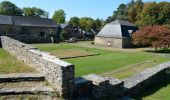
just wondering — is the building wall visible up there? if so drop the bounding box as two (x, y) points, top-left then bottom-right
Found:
(0, 25), (58, 43)
(0, 25), (21, 35)
(122, 38), (131, 48)
(95, 36), (131, 48)
(95, 36), (123, 48)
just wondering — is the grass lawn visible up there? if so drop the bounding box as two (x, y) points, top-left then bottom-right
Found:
(134, 79), (170, 100)
(32, 43), (170, 77)
(0, 48), (35, 74)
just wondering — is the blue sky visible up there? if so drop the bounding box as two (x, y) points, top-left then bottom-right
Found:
(0, 0), (170, 20)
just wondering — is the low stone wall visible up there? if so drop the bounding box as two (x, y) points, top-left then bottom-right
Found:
(75, 74), (124, 99)
(0, 36), (74, 98)
(123, 62), (170, 96)
(1, 36), (170, 99)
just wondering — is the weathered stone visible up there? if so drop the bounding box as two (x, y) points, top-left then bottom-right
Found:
(0, 36), (75, 98)
(0, 86), (54, 95)
(82, 74), (124, 99)
(123, 62), (170, 96)
(75, 77), (92, 97)
(0, 73), (45, 83)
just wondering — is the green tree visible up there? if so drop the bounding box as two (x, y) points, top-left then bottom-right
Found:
(52, 9), (66, 25)
(0, 1), (23, 16)
(105, 16), (115, 23)
(69, 16), (80, 27)
(128, 0), (144, 23)
(137, 2), (160, 26)
(79, 17), (95, 31)
(157, 2), (170, 25)
(23, 7), (48, 18)
(95, 18), (102, 30)
(113, 3), (128, 20)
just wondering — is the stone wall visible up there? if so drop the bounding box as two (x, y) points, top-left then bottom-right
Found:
(0, 36), (74, 98)
(94, 36), (131, 48)
(1, 36), (170, 99)
(75, 74), (124, 99)
(123, 62), (170, 96)
(95, 37), (122, 48)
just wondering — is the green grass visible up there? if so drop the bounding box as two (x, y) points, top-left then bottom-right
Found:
(104, 57), (170, 79)
(134, 79), (170, 100)
(0, 48), (35, 74)
(32, 43), (170, 77)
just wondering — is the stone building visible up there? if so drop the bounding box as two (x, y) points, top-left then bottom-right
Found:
(0, 15), (58, 43)
(95, 20), (138, 48)
(60, 24), (83, 40)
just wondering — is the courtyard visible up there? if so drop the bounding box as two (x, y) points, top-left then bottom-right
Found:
(0, 48), (35, 74)
(32, 42), (170, 78)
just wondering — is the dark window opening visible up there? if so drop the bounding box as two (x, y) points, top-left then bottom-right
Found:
(40, 32), (45, 37)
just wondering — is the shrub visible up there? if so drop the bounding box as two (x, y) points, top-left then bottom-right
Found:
(132, 25), (170, 51)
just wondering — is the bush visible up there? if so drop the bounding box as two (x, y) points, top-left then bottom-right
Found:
(132, 25), (170, 51)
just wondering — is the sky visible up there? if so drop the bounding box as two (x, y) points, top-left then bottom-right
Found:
(0, 0), (170, 20)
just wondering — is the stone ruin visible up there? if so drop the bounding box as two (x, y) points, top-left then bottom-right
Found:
(0, 36), (170, 99)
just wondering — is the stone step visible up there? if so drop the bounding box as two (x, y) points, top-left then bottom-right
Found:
(0, 81), (54, 95)
(0, 86), (54, 95)
(0, 73), (45, 83)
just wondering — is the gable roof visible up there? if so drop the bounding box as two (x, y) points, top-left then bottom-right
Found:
(96, 20), (138, 38)
(0, 15), (13, 25)
(109, 20), (136, 26)
(0, 15), (58, 28)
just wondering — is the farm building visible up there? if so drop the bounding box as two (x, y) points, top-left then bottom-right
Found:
(0, 15), (58, 43)
(95, 20), (138, 48)
(59, 24), (85, 40)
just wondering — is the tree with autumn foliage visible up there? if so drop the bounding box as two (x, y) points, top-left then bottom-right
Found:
(132, 25), (170, 51)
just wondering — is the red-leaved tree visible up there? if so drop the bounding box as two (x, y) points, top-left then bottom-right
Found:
(132, 25), (170, 51)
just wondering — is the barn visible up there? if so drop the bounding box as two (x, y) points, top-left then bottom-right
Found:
(0, 15), (58, 43)
(95, 20), (138, 48)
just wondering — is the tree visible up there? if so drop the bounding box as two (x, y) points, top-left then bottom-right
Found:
(128, 0), (144, 23)
(69, 17), (80, 27)
(79, 17), (95, 31)
(95, 18), (102, 30)
(132, 25), (170, 51)
(113, 3), (128, 20)
(137, 2), (160, 26)
(157, 2), (170, 25)
(105, 16), (115, 23)
(52, 9), (66, 25)
(23, 7), (48, 18)
(0, 1), (23, 16)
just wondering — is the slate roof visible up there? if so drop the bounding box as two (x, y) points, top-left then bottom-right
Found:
(0, 15), (13, 25)
(0, 15), (57, 28)
(96, 20), (138, 38)
(109, 20), (136, 26)
(60, 24), (69, 28)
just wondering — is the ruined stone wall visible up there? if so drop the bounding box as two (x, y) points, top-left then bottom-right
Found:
(0, 36), (74, 98)
(1, 36), (170, 99)
(123, 62), (170, 96)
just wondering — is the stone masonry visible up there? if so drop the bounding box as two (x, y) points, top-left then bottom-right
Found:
(1, 36), (170, 99)
(0, 36), (74, 98)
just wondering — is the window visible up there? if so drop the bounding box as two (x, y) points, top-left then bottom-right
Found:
(40, 32), (45, 37)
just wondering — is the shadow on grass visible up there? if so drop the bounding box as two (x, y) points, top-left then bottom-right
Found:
(146, 49), (170, 54)
(132, 79), (170, 100)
